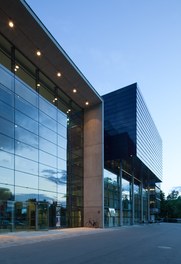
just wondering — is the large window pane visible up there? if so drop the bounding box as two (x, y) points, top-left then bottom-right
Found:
(58, 135), (67, 149)
(15, 78), (38, 107)
(58, 183), (66, 196)
(58, 146), (66, 160)
(15, 126), (38, 148)
(15, 171), (38, 189)
(39, 124), (57, 144)
(0, 116), (14, 138)
(15, 156), (38, 175)
(58, 111), (67, 127)
(15, 95), (38, 121)
(39, 110), (56, 132)
(39, 176), (57, 193)
(39, 137), (57, 156)
(15, 141), (38, 162)
(0, 151), (14, 169)
(0, 167), (14, 185)
(58, 158), (66, 171)
(39, 163), (58, 178)
(39, 96), (57, 120)
(39, 150), (57, 168)
(0, 84), (14, 107)
(0, 133), (14, 154)
(58, 123), (66, 138)
(0, 99), (14, 122)
(15, 110), (38, 135)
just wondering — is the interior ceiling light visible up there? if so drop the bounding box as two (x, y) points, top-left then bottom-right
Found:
(37, 83), (40, 87)
(85, 101), (89, 106)
(57, 72), (61, 77)
(73, 89), (77, 93)
(36, 50), (41, 56)
(9, 20), (14, 28)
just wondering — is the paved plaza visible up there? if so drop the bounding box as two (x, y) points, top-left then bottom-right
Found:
(0, 223), (181, 264)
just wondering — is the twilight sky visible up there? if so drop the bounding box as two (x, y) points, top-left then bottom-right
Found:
(26, 0), (181, 195)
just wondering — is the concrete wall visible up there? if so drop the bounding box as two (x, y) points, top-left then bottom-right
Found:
(84, 102), (104, 228)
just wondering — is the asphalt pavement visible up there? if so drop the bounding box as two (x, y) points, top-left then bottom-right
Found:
(0, 223), (181, 264)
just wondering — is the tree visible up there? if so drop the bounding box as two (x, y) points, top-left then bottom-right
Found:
(167, 190), (179, 200)
(159, 190), (181, 220)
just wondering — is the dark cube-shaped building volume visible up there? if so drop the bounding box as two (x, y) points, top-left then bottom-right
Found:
(0, 0), (162, 232)
(103, 83), (162, 226)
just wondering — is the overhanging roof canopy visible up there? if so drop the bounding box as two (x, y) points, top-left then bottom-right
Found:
(0, 0), (102, 109)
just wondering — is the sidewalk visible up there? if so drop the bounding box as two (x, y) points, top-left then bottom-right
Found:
(0, 228), (110, 248)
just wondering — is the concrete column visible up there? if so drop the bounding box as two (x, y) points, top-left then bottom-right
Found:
(119, 161), (123, 226)
(84, 103), (104, 228)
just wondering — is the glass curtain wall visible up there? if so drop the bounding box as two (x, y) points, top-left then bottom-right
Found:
(104, 169), (119, 227)
(104, 161), (144, 226)
(0, 34), (83, 232)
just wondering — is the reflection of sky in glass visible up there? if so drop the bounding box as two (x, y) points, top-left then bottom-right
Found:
(15, 171), (38, 189)
(0, 65), (68, 206)
(122, 178), (130, 197)
(39, 96), (56, 119)
(39, 110), (56, 131)
(15, 141), (38, 161)
(15, 110), (38, 135)
(0, 167), (14, 185)
(39, 176), (57, 192)
(0, 116), (14, 138)
(0, 133), (14, 153)
(0, 151), (14, 169)
(15, 78), (38, 107)
(15, 125), (38, 148)
(15, 156), (38, 175)
(0, 100), (14, 122)
(104, 169), (117, 185)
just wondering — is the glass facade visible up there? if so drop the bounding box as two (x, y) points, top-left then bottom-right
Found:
(0, 33), (84, 231)
(104, 169), (119, 227)
(137, 88), (162, 181)
(103, 83), (162, 226)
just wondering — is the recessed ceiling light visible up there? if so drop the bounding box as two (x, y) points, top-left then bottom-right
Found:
(57, 72), (61, 77)
(73, 89), (77, 93)
(85, 101), (89, 106)
(37, 83), (40, 87)
(9, 20), (14, 28)
(36, 50), (41, 56)
(14, 65), (19, 72)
